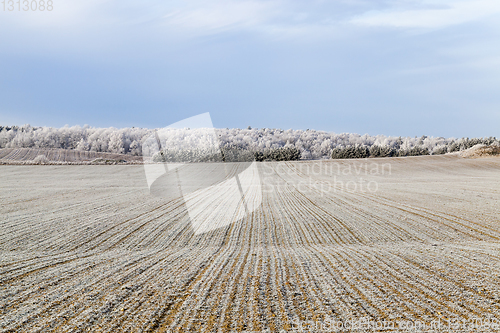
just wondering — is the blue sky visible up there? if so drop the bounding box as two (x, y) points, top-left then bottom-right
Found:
(1, 0), (499, 137)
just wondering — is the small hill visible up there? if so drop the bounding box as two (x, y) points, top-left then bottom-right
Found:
(460, 144), (500, 158)
(0, 148), (143, 165)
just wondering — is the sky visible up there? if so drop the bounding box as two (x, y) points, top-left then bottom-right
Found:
(0, 0), (499, 138)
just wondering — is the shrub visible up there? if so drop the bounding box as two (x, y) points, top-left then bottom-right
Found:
(369, 145), (397, 157)
(331, 145), (369, 159)
(398, 147), (430, 157)
(33, 155), (49, 165)
(433, 146), (448, 155)
(221, 147), (254, 162)
(331, 145), (430, 159)
(152, 148), (223, 163)
(254, 147), (301, 162)
(90, 158), (121, 165)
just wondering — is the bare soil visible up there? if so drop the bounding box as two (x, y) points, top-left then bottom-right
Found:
(1, 155), (500, 332)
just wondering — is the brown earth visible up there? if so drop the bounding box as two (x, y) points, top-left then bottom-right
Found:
(1, 155), (500, 332)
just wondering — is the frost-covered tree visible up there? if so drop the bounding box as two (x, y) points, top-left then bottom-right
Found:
(1, 124), (498, 160)
(108, 131), (125, 154)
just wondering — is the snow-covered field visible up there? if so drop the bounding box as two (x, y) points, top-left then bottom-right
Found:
(0, 148), (142, 165)
(1, 155), (500, 332)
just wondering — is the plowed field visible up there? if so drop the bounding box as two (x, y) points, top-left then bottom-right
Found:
(1, 155), (500, 332)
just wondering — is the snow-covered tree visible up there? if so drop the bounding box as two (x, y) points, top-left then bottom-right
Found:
(0, 123), (497, 160)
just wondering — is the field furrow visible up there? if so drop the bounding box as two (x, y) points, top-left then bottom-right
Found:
(1, 155), (500, 332)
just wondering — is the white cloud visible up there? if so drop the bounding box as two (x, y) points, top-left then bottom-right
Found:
(2, 0), (500, 40)
(350, 0), (500, 29)
(161, 0), (278, 33)
(0, 0), (291, 37)
(157, 0), (351, 39)
(0, 0), (109, 28)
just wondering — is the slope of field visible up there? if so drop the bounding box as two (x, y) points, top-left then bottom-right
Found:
(0, 148), (143, 164)
(460, 144), (500, 158)
(1, 155), (500, 332)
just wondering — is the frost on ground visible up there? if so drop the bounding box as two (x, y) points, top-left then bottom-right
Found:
(1, 155), (500, 332)
(0, 148), (143, 165)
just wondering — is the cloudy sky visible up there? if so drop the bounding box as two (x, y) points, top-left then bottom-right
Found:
(1, 0), (499, 137)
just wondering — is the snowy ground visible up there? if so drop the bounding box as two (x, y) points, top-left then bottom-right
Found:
(1, 155), (500, 332)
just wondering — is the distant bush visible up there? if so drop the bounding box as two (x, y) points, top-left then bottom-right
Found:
(90, 158), (126, 165)
(331, 145), (370, 159)
(368, 145), (397, 158)
(254, 147), (301, 162)
(151, 149), (223, 163)
(331, 145), (430, 159)
(33, 155), (49, 165)
(432, 146), (448, 155)
(221, 147), (255, 162)
(218, 143), (255, 162)
(330, 136), (500, 160)
(398, 147), (430, 157)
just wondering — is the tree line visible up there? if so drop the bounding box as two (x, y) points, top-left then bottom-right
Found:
(1, 125), (497, 161)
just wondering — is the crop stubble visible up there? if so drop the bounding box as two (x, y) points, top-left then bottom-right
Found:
(1, 155), (500, 332)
